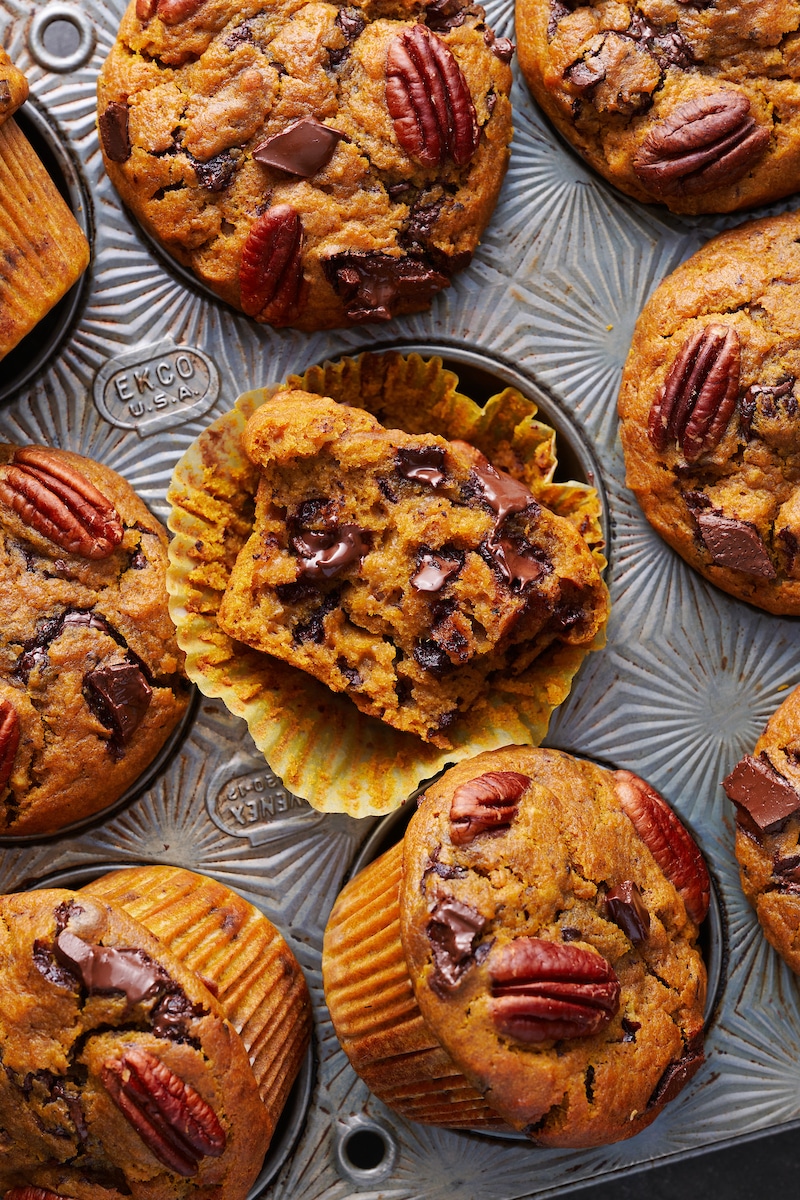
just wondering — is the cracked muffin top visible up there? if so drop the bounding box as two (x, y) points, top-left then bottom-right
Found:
(96, 0), (513, 330)
(216, 392), (608, 747)
(399, 747), (709, 1146)
(0, 888), (269, 1198)
(724, 684), (800, 973)
(0, 443), (189, 837)
(516, 0), (800, 214)
(618, 211), (800, 615)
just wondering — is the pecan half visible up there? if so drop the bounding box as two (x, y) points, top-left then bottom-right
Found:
(239, 205), (304, 323)
(0, 447), (123, 560)
(633, 91), (770, 197)
(0, 698), (19, 791)
(102, 1046), (225, 1177)
(386, 25), (479, 168)
(490, 938), (620, 1043)
(449, 770), (530, 845)
(156, 0), (205, 23)
(647, 325), (739, 460)
(613, 770), (710, 924)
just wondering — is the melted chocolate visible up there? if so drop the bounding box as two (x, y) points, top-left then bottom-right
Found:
(292, 525), (369, 580)
(323, 251), (449, 322)
(13, 610), (115, 682)
(412, 552), (462, 593)
(254, 117), (345, 177)
(605, 881), (650, 944)
(83, 661), (153, 746)
(696, 512), (776, 578)
(471, 460), (536, 525)
(485, 535), (548, 590)
(427, 896), (486, 995)
(396, 445), (447, 488)
(723, 754), (800, 831)
(99, 101), (131, 163)
(193, 150), (237, 192)
(54, 931), (169, 1004)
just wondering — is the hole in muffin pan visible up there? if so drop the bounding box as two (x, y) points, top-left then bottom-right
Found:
(0, 97), (92, 405)
(351, 779), (727, 1033)
(23, 860), (316, 1199)
(335, 1115), (398, 1184)
(28, 3), (96, 73)
(0, 687), (200, 847)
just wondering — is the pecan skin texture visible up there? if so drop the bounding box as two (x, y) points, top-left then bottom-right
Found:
(239, 205), (305, 324)
(0, 697), (19, 791)
(449, 770), (530, 844)
(139, 0), (205, 22)
(648, 324), (739, 461)
(613, 769), (710, 924)
(633, 92), (770, 197)
(490, 938), (620, 1043)
(101, 1046), (226, 1177)
(0, 447), (123, 560)
(386, 25), (479, 168)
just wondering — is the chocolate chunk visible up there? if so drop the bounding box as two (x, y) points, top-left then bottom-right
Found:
(84, 661), (153, 745)
(151, 989), (206, 1040)
(621, 1016), (641, 1042)
(484, 535), (549, 590)
(401, 198), (444, 255)
(566, 53), (606, 92)
(739, 379), (796, 439)
(626, 12), (693, 69)
(292, 525), (369, 579)
(605, 880), (650, 944)
(412, 551), (462, 592)
(487, 34), (515, 62)
(324, 252), (449, 322)
(337, 659), (362, 687)
(293, 590), (340, 644)
(253, 117), (345, 178)
(723, 754), (800, 831)
(773, 852), (800, 883)
(647, 1034), (704, 1108)
(413, 639), (454, 676)
(193, 151), (237, 192)
(561, 927), (582, 941)
(471, 460), (537, 524)
(425, 0), (467, 31)
(427, 896), (486, 994)
(396, 445), (447, 487)
(336, 8), (366, 39)
(99, 101), (132, 164)
(696, 512), (776, 578)
(54, 930), (170, 1003)
(13, 609), (115, 683)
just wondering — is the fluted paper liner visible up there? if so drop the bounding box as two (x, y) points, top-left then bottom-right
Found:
(167, 351), (608, 816)
(322, 842), (508, 1130)
(0, 118), (89, 359)
(83, 865), (312, 1140)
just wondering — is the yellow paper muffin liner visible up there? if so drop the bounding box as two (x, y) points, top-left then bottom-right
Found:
(0, 118), (89, 359)
(167, 351), (608, 816)
(82, 865), (312, 1141)
(322, 842), (508, 1130)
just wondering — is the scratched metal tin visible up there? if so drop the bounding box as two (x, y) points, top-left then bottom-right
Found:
(1, 0), (800, 1195)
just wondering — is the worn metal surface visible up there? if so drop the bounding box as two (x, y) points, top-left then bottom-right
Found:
(1, 0), (799, 1194)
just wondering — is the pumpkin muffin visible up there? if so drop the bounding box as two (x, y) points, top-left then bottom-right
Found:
(323, 746), (709, 1147)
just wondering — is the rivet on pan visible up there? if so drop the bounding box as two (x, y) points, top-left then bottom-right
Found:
(28, 3), (96, 73)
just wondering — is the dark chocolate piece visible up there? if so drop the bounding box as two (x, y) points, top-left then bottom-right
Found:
(84, 661), (153, 745)
(323, 252), (449, 322)
(151, 989), (206, 1040)
(292, 525), (369, 579)
(723, 754), (800, 831)
(605, 880), (650, 944)
(193, 151), (237, 192)
(488, 35), (515, 62)
(412, 551), (462, 592)
(696, 512), (776, 578)
(293, 589), (340, 644)
(99, 101), (132, 164)
(396, 445), (447, 488)
(647, 1031), (704, 1108)
(13, 609), (115, 682)
(471, 460), (537, 525)
(485, 535), (548, 590)
(427, 896), (486, 994)
(425, 0), (467, 31)
(561, 927), (582, 942)
(739, 378), (796, 439)
(621, 1016), (641, 1042)
(54, 930), (169, 1004)
(401, 198), (445, 255)
(413, 639), (454, 676)
(336, 8), (366, 39)
(253, 117), (345, 178)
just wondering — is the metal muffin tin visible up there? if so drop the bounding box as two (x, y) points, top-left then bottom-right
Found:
(1, 0), (799, 1194)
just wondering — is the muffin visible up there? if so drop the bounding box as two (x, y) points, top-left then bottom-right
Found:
(0, 880), (293, 1196)
(323, 746), (709, 1147)
(724, 685), (800, 972)
(516, 0), (799, 215)
(618, 211), (800, 615)
(167, 351), (608, 815)
(0, 443), (190, 836)
(0, 46), (89, 360)
(216, 391), (608, 747)
(96, 0), (513, 330)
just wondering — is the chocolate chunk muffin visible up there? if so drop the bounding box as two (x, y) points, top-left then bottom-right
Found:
(618, 211), (800, 615)
(96, 0), (513, 330)
(0, 886), (271, 1196)
(217, 392), (608, 746)
(0, 443), (190, 836)
(323, 746), (709, 1147)
(724, 685), (800, 973)
(515, 0), (800, 214)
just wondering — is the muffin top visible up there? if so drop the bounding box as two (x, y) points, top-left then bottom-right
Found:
(0, 46), (29, 127)
(618, 211), (800, 615)
(0, 888), (269, 1198)
(516, 0), (800, 214)
(725, 684), (800, 972)
(0, 444), (190, 836)
(97, 0), (513, 330)
(400, 746), (709, 1146)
